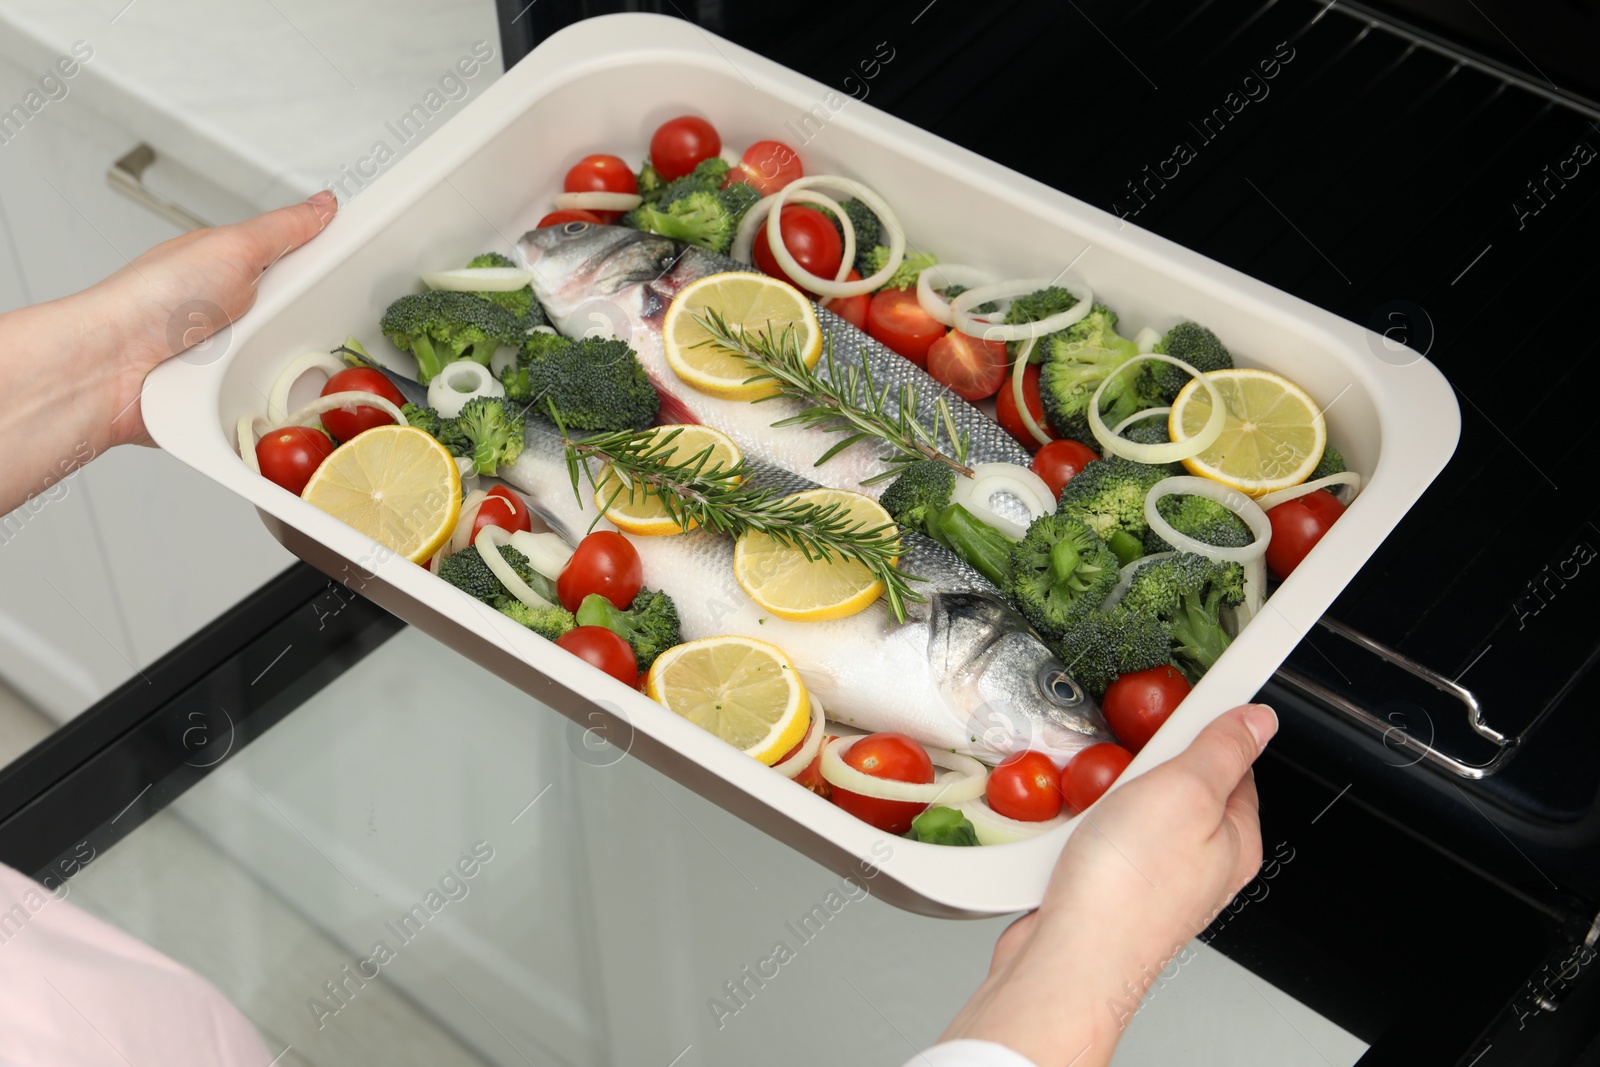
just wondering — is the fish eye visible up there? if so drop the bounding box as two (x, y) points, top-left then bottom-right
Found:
(1039, 667), (1084, 707)
(562, 221), (591, 236)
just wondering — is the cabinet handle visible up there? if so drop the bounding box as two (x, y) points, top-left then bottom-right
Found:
(106, 144), (211, 232)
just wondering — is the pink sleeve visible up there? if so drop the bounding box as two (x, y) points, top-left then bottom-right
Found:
(0, 864), (271, 1067)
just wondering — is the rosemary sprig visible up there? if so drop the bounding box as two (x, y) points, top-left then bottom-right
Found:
(691, 309), (973, 485)
(555, 414), (923, 622)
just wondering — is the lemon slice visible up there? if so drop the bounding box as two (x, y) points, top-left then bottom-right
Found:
(662, 273), (822, 400)
(301, 425), (461, 562)
(1169, 368), (1327, 496)
(646, 636), (810, 764)
(733, 488), (893, 622)
(594, 425), (743, 536)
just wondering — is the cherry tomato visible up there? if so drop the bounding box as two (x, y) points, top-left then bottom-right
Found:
(823, 271), (869, 329)
(538, 208), (603, 228)
(317, 368), (404, 443)
(986, 751), (1064, 822)
(1032, 439), (1101, 497)
(256, 426), (336, 496)
(728, 139), (803, 196)
(752, 205), (843, 296)
(927, 329), (1010, 401)
(563, 154), (637, 223)
(1102, 666), (1191, 753)
(1060, 743), (1134, 814)
(996, 363), (1057, 451)
(557, 531), (643, 612)
(557, 626), (638, 687)
(866, 289), (946, 368)
(777, 730), (831, 797)
(1265, 490), (1346, 580)
(470, 485), (533, 541)
(650, 116), (721, 182)
(830, 732), (934, 835)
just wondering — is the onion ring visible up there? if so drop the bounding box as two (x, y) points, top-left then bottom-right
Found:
(950, 462), (1054, 539)
(422, 267), (538, 292)
(509, 530), (572, 581)
(236, 414), (271, 473)
(772, 701), (826, 780)
(1008, 336), (1054, 449)
(819, 735), (987, 804)
(552, 191), (642, 213)
(474, 526), (554, 609)
(730, 188), (855, 296)
(1256, 471), (1363, 510)
(1144, 476), (1271, 564)
(1110, 407), (1171, 440)
(764, 176), (906, 297)
(916, 264), (998, 327)
(285, 391), (406, 431)
(950, 278), (1092, 342)
(268, 351), (347, 425)
(1088, 355), (1226, 464)
(953, 797), (1069, 845)
(427, 360), (505, 419)
(447, 490), (490, 558)
(1133, 326), (1162, 352)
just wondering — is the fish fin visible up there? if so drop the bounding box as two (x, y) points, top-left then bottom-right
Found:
(654, 384), (701, 427)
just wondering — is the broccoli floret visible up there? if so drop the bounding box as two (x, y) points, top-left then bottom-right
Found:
(380, 290), (523, 384)
(1311, 444), (1346, 480)
(468, 252), (515, 269)
(1049, 607), (1173, 698)
(1037, 304), (1164, 443)
(941, 283), (999, 316)
(865, 249), (939, 292)
(1149, 322), (1232, 402)
(574, 588), (681, 670)
(658, 157), (732, 203)
(1004, 287), (1080, 362)
(445, 396), (525, 475)
(437, 543), (542, 604)
(1143, 494), (1255, 554)
(499, 330), (575, 401)
(622, 190), (740, 254)
(908, 806), (979, 846)
(1119, 553), (1245, 680)
(1006, 514), (1119, 645)
(493, 597), (576, 641)
(401, 401), (442, 438)
(819, 198), (883, 275)
(880, 461), (957, 531)
(636, 161), (666, 204)
(1055, 455), (1171, 542)
(465, 252), (542, 326)
(527, 337), (658, 431)
(880, 462), (1013, 586)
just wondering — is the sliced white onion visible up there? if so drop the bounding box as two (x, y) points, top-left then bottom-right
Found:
(950, 462), (1054, 539)
(268, 351), (347, 425)
(427, 360), (505, 419)
(447, 490), (490, 558)
(1089, 355), (1226, 464)
(455, 457), (481, 498)
(1009, 336), (1054, 449)
(764, 176), (905, 297)
(772, 702), (826, 780)
(1144, 477), (1271, 564)
(953, 797), (1070, 846)
(489, 346), (519, 378)
(950, 278), (1092, 343)
(474, 526), (553, 609)
(1256, 471), (1363, 510)
(508, 529), (572, 581)
(1240, 555), (1266, 624)
(916, 264), (999, 327)
(1110, 407), (1171, 440)
(285, 391), (406, 432)
(819, 736), (987, 805)
(1101, 551), (1176, 609)
(553, 191), (641, 213)
(422, 267), (538, 292)
(730, 188), (854, 292)
(236, 414), (271, 474)
(1133, 326), (1162, 353)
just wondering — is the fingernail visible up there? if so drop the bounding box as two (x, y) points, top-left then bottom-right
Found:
(1243, 704), (1278, 749)
(306, 189), (338, 226)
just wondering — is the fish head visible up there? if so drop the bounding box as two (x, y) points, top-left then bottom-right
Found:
(518, 222), (701, 340)
(926, 592), (1115, 761)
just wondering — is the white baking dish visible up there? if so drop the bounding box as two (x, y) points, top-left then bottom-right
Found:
(141, 13), (1459, 918)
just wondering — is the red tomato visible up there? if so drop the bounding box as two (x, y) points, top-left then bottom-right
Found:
(470, 485), (533, 541)
(752, 206), (843, 296)
(557, 626), (638, 687)
(1060, 743), (1134, 814)
(256, 426), (336, 496)
(538, 208), (603, 228)
(1102, 666), (1191, 753)
(563, 154), (637, 223)
(866, 289), (946, 368)
(823, 271), (869, 329)
(728, 139), (803, 196)
(650, 116), (721, 182)
(318, 368), (404, 443)
(927, 330), (1010, 401)
(557, 531), (643, 612)
(830, 732), (935, 835)
(1032, 439), (1100, 497)
(777, 730), (830, 797)
(996, 363), (1057, 451)
(1265, 490), (1346, 579)
(986, 751), (1064, 822)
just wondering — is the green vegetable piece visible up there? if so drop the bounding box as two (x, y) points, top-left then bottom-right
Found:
(1004, 287), (1080, 362)
(493, 597), (576, 641)
(1106, 529), (1145, 568)
(927, 503), (1015, 588)
(401, 402), (442, 438)
(437, 543), (544, 605)
(526, 336), (658, 432)
(1150, 321), (1232, 403)
(880, 461), (957, 532)
(379, 290), (523, 384)
(1048, 607), (1172, 697)
(443, 396), (525, 476)
(1119, 553), (1245, 681)
(1037, 304), (1164, 443)
(465, 252), (543, 326)
(908, 806), (980, 846)
(1055, 454), (1171, 542)
(1005, 514), (1119, 645)
(1311, 444), (1346, 481)
(1142, 494), (1254, 555)
(574, 588), (682, 670)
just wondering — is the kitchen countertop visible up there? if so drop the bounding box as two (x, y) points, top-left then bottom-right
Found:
(0, 0), (502, 210)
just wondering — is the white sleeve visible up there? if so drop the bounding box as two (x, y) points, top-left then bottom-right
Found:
(901, 1040), (1041, 1067)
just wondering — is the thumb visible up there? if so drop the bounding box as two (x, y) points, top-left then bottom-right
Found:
(1170, 704), (1277, 809)
(229, 190), (338, 278)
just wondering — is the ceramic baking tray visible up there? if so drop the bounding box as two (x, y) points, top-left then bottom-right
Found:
(143, 13), (1459, 918)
